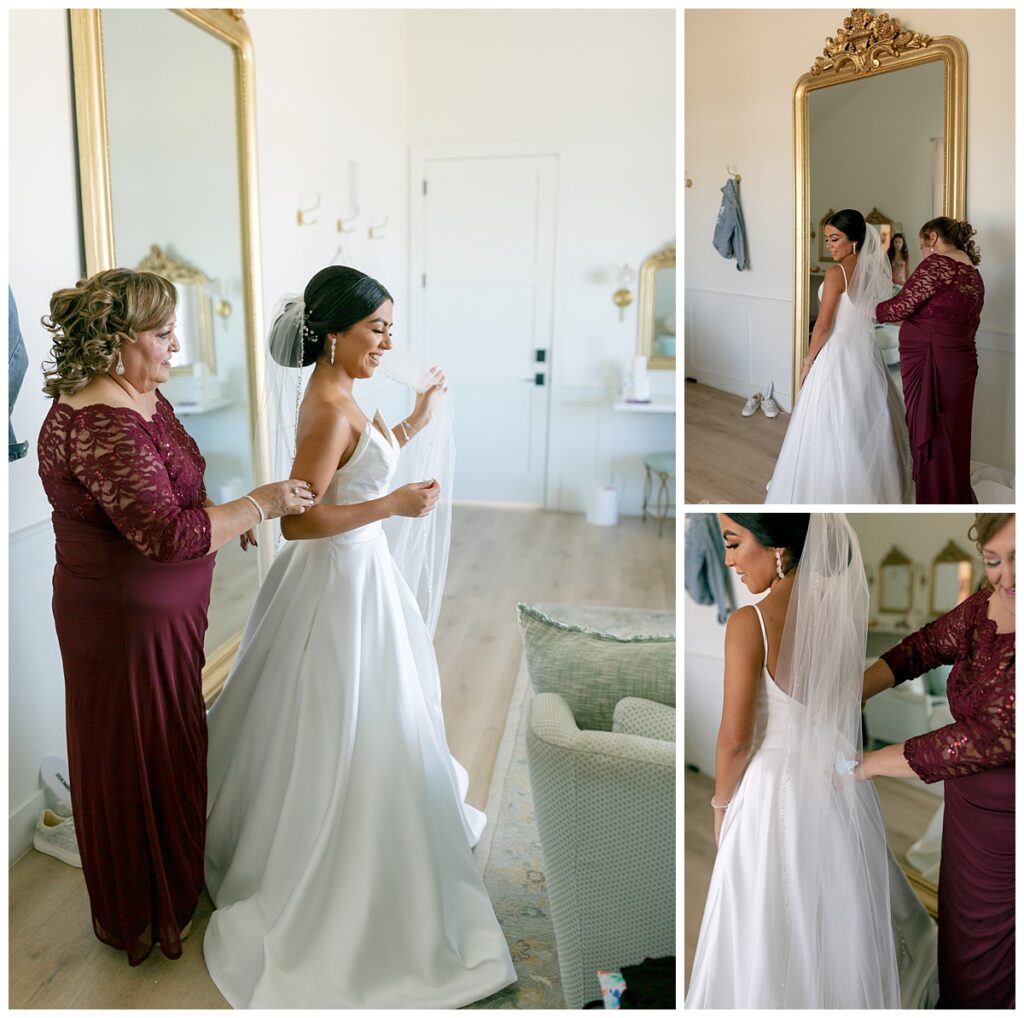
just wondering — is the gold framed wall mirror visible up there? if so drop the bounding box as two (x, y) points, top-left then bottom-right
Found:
(637, 243), (676, 369)
(930, 540), (974, 616)
(793, 10), (967, 396)
(69, 9), (270, 702)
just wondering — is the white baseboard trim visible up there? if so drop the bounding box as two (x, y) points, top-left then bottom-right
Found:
(10, 790), (45, 866)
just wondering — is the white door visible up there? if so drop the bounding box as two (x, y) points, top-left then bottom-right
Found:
(411, 150), (557, 504)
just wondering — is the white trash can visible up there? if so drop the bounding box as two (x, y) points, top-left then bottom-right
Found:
(586, 484), (619, 526)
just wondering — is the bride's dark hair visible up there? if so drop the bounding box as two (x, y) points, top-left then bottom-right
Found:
(304, 266), (393, 365)
(725, 514), (811, 565)
(825, 209), (867, 248)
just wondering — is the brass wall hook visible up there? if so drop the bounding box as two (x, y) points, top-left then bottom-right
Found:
(297, 193), (321, 226)
(368, 214), (389, 240)
(336, 206), (360, 234)
(726, 164), (741, 182)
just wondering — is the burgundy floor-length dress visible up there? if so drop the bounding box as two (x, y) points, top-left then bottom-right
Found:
(881, 588), (1014, 1008)
(875, 254), (984, 504)
(37, 391), (215, 965)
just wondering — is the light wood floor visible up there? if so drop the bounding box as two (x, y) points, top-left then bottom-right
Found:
(684, 382), (786, 504)
(10, 506), (674, 1009)
(683, 767), (940, 993)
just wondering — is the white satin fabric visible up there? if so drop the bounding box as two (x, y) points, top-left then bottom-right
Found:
(766, 278), (913, 504)
(686, 604), (937, 1008)
(203, 411), (516, 1008)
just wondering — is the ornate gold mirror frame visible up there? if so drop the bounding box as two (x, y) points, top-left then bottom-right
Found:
(929, 539), (974, 616)
(69, 9), (271, 699)
(793, 10), (967, 396)
(637, 243), (676, 370)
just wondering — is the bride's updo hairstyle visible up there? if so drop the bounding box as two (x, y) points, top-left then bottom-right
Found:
(824, 209), (867, 248)
(920, 216), (981, 265)
(269, 266), (392, 367)
(725, 514), (811, 574)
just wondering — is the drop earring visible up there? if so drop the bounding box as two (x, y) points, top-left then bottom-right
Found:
(115, 350), (125, 376)
(775, 549), (785, 580)
(852, 242), (858, 254)
(329, 336), (336, 366)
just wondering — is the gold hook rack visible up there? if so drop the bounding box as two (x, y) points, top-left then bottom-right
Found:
(296, 193), (321, 226)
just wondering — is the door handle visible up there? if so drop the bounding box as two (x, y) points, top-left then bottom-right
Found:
(520, 375), (546, 386)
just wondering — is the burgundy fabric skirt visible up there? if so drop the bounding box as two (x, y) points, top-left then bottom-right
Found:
(51, 515), (215, 965)
(937, 765), (1015, 1007)
(898, 319), (978, 504)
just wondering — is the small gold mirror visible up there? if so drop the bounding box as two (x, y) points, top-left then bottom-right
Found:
(930, 540), (974, 616)
(879, 546), (913, 614)
(637, 243), (675, 369)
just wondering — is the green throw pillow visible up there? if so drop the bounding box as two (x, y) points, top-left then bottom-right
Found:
(517, 602), (675, 733)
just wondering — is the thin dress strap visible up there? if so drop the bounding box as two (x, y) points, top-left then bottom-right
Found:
(751, 602), (769, 673)
(839, 262), (849, 292)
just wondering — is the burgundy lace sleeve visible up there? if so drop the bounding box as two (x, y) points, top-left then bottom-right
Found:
(875, 255), (956, 322)
(880, 594), (972, 681)
(903, 682), (1014, 783)
(68, 408), (212, 562)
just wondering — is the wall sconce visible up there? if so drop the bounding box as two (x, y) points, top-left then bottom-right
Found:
(613, 263), (635, 321)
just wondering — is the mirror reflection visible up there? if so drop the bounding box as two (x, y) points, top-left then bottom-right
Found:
(101, 9), (259, 658)
(808, 60), (945, 370)
(637, 244), (675, 369)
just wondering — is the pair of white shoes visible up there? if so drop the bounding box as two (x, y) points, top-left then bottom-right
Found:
(34, 800), (81, 868)
(34, 756), (81, 867)
(741, 381), (780, 419)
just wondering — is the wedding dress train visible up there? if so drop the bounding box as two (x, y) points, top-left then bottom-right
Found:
(203, 412), (516, 1008)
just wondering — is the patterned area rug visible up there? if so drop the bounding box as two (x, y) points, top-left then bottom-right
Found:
(468, 654), (564, 1009)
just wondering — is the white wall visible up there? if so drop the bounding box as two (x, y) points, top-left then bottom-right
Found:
(8, 9), (82, 861)
(684, 8), (1014, 469)
(405, 10), (675, 513)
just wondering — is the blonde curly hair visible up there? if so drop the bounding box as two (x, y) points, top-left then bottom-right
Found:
(41, 268), (177, 398)
(968, 514), (1013, 555)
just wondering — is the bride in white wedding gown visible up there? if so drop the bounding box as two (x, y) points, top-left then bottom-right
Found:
(203, 267), (516, 1008)
(766, 210), (912, 504)
(686, 514), (937, 1008)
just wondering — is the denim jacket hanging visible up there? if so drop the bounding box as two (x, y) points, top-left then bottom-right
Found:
(684, 514), (735, 624)
(713, 178), (748, 271)
(9, 287), (29, 462)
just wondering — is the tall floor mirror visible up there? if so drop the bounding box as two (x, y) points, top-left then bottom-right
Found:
(70, 9), (269, 701)
(793, 10), (967, 397)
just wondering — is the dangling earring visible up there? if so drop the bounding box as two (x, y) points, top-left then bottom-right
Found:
(115, 350), (125, 376)
(852, 241), (858, 254)
(775, 549), (785, 580)
(329, 336), (336, 366)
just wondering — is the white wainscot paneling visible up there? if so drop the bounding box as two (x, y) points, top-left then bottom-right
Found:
(683, 649), (725, 777)
(972, 329), (1015, 471)
(685, 288), (798, 413)
(9, 522), (69, 864)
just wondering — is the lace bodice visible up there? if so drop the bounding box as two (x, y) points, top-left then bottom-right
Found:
(875, 254), (984, 328)
(37, 391), (212, 562)
(881, 588), (1014, 783)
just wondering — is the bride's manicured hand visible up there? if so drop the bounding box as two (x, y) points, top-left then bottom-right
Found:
(249, 479), (318, 520)
(408, 367), (447, 430)
(714, 807), (725, 847)
(798, 361), (812, 389)
(389, 479), (440, 518)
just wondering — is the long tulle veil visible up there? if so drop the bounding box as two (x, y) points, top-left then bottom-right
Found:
(261, 294), (455, 637)
(771, 513), (931, 1005)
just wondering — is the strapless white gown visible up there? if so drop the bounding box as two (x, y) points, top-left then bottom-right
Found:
(203, 411), (516, 1008)
(766, 281), (913, 503)
(686, 605), (937, 1008)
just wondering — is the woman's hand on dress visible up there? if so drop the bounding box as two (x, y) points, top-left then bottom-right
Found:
(714, 806), (725, 847)
(249, 480), (318, 520)
(798, 360), (812, 389)
(388, 479), (440, 518)
(240, 528), (258, 552)
(407, 367), (447, 431)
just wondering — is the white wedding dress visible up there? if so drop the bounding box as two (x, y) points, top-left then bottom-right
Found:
(203, 411), (517, 1008)
(686, 603), (937, 1008)
(766, 269), (913, 504)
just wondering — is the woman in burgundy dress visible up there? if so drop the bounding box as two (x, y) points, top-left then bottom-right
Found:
(861, 513), (1014, 1007)
(36, 268), (317, 964)
(875, 217), (985, 504)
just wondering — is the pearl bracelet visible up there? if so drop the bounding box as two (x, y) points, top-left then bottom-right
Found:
(242, 493), (265, 524)
(710, 796), (730, 810)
